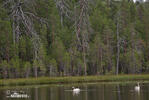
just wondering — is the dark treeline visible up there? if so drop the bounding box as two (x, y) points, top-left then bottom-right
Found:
(0, 0), (149, 78)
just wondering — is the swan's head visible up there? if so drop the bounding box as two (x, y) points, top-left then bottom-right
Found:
(72, 87), (75, 89)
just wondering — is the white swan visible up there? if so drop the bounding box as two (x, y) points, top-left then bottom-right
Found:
(135, 82), (140, 91)
(72, 87), (80, 95)
(72, 87), (80, 92)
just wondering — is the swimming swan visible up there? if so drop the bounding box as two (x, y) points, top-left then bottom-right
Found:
(135, 82), (140, 91)
(72, 87), (80, 92)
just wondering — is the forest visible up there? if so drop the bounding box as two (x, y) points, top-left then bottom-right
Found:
(0, 0), (149, 79)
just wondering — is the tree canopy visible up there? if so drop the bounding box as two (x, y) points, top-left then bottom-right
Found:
(0, 0), (149, 78)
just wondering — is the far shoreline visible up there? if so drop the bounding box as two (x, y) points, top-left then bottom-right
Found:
(1, 74), (149, 86)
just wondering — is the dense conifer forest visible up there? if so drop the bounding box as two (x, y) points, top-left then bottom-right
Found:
(0, 0), (149, 78)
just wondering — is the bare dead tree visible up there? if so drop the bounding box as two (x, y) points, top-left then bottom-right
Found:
(54, 0), (72, 26)
(3, 0), (46, 77)
(115, 9), (123, 75)
(54, 0), (92, 75)
(116, 11), (120, 75)
(74, 0), (91, 75)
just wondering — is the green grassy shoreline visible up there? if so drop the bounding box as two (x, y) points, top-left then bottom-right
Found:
(1, 74), (149, 86)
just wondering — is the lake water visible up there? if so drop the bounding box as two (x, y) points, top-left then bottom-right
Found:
(0, 82), (149, 100)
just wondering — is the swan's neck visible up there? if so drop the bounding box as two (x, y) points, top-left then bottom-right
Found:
(138, 83), (140, 87)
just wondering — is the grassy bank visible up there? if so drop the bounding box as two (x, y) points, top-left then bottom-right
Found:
(0, 74), (149, 86)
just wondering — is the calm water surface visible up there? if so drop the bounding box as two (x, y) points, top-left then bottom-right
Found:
(0, 82), (149, 100)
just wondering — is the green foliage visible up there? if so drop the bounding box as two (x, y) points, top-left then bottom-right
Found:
(0, 0), (149, 78)
(0, 60), (9, 78)
(0, 60), (9, 68)
(57, 27), (74, 49)
(49, 58), (58, 76)
(24, 61), (31, 70)
(9, 57), (20, 69)
(19, 36), (27, 60)
(0, 20), (13, 60)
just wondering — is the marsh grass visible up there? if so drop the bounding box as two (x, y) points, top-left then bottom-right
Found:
(0, 74), (149, 86)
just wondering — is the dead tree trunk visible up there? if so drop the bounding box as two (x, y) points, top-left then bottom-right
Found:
(3, 0), (44, 78)
(116, 11), (120, 75)
(83, 36), (87, 75)
(75, 0), (91, 76)
(54, 0), (92, 75)
(54, 0), (72, 27)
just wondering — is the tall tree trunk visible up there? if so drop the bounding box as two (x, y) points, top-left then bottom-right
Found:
(130, 26), (136, 73)
(60, 12), (64, 27)
(116, 13), (120, 75)
(83, 40), (87, 75)
(100, 48), (103, 75)
(107, 0), (110, 6)
(26, 68), (30, 78)
(34, 66), (38, 78)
